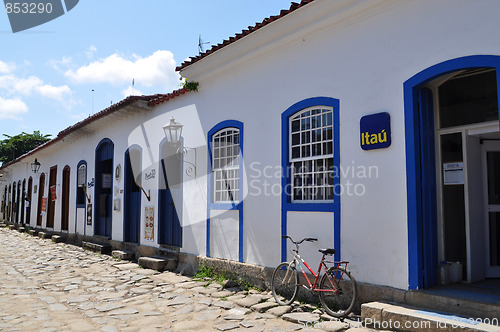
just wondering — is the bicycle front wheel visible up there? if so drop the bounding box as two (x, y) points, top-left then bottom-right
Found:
(319, 266), (357, 318)
(271, 262), (299, 305)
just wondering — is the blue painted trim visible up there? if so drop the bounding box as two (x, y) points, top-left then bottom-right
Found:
(281, 97), (341, 263)
(404, 55), (500, 290)
(94, 137), (114, 238)
(76, 160), (87, 209)
(75, 160), (87, 234)
(207, 120), (244, 262)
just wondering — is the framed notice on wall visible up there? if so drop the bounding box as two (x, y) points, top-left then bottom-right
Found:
(443, 162), (464, 185)
(144, 206), (154, 241)
(102, 173), (112, 189)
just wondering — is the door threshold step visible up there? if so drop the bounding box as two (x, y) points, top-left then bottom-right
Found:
(82, 241), (111, 254)
(138, 256), (177, 271)
(362, 302), (500, 332)
(112, 249), (135, 261)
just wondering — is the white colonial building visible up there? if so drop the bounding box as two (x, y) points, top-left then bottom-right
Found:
(2, 0), (500, 313)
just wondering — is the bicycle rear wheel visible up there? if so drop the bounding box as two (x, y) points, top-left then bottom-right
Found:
(271, 262), (299, 305)
(319, 266), (357, 318)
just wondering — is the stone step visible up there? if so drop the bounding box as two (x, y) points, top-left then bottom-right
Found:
(17, 227), (26, 233)
(362, 302), (500, 332)
(0, 223), (7, 228)
(51, 235), (65, 243)
(38, 232), (51, 239)
(112, 249), (135, 261)
(28, 229), (38, 236)
(9, 225), (16, 230)
(82, 241), (111, 254)
(138, 256), (177, 271)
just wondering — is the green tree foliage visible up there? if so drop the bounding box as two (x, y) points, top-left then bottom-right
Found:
(0, 131), (52, 165)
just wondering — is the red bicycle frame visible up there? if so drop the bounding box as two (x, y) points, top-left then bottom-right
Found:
(294, 254), (349, 293)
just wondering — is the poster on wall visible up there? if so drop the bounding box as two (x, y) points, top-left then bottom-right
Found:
(144, 206), (154, 241)
(50, 185), (57, 200)
(41, 197), (47, 215)
(102, 174), (112, 189)
(443, 162), (464, 185)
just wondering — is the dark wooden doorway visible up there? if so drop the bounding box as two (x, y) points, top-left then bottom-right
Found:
(37, 173), (45, 226)
(20, 179), (26, 224)
(47, 167), (57, 228)
(27, 177), (32, 225)
(61, 166), (70, 231)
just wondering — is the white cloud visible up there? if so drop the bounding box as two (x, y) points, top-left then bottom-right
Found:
(0, 61), (15, 74)
(0, 74), (71, 100)
(65, 50), (180, 90)
(36, 84), (72, 101)
(86, 45), (97, 59)
(48, 56), (73, 71)
(0, 97), (28, 120)
(121, 86), (144, 97)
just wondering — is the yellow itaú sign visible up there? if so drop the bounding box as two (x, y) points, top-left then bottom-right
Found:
(360, 112), (391, 151)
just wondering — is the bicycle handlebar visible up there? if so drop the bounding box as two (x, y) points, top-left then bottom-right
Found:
(282, 235), (318, 245)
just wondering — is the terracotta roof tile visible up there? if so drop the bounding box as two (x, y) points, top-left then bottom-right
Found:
(177, 0), (315, 71)
(0, 88), (190, 171)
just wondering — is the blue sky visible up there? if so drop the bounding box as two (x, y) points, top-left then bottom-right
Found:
(0, 0), (294, 138)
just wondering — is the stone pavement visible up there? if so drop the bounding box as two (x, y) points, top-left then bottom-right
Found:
(0, 227), (374, 332)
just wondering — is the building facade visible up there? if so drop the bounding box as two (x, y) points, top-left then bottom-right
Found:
(1, 0), (500, 295)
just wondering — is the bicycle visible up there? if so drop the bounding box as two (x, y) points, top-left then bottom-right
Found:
(271, 235), (357, 318)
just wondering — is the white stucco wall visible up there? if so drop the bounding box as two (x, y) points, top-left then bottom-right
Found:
(2, 0), (500, 291)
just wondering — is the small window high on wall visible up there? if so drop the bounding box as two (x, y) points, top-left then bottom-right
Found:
(212, 128), (241, 203)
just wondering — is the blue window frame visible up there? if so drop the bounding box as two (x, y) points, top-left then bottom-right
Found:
(76, 160), (87, 208)
(281, 97), (341, 262)
(207, 120), (244, 262)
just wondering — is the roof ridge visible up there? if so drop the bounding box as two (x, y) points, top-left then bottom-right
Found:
(176, 0), (315, 72)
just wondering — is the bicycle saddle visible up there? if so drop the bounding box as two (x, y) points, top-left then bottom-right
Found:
(319, 248), (336, 255)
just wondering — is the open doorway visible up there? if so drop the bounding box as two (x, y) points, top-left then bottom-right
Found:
(95, 138), (114, 238)
(407, 60), (500, 289)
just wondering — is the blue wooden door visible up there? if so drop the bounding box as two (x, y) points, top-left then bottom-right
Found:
(416, 88), (438, 288)
(124, 149), (141, 243)
(95, 139), (113, 238)
(159, 159), (181, 247)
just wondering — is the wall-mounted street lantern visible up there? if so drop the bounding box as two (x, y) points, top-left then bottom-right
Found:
(163, 116), (183, 143)
(31, 158), (41, 173)
(162, 116), (197, 177)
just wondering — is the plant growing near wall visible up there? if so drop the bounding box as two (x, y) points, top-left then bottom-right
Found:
(180, 78), (199, 92)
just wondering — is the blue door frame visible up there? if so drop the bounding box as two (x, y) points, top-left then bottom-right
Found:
(404, 55), (500, 290)
(123, 147), (141, 243)
(94, 138), (114, 238)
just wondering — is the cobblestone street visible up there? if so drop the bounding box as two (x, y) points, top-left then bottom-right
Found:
(0, 228), (370, 332)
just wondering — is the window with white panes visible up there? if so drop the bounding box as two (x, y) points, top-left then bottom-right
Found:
(212, 128), (240, 203)
(289, 107), (334, 202)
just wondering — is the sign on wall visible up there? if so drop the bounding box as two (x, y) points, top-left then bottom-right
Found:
(41, 197), (47, 215)
(87, 204), (92, 225)
(443, 162), (464, 185)
(144, 206), (154, 241)
(360, 112), (391, 150)
(50, 185), (57, 200)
